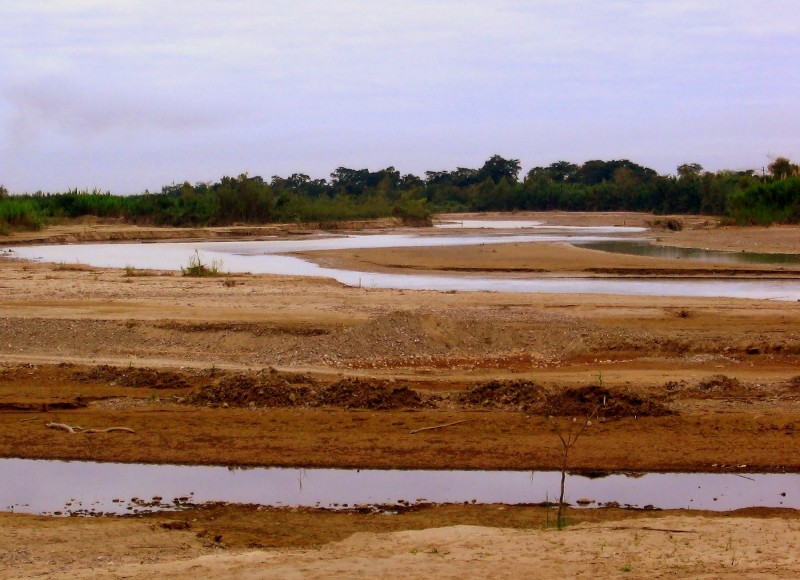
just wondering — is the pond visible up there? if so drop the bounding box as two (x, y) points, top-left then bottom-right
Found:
(1, 459), (796, 516)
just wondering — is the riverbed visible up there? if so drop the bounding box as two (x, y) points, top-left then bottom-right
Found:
(6, 223), (800, 300)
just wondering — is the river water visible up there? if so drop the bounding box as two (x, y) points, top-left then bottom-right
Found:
(1, 459), (796, 515)
(5, 224), (800, 300)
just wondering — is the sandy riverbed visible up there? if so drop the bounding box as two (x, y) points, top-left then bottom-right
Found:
(1, 211), (799, 577)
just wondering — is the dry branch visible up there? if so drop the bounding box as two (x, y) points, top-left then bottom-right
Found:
(410, 420), (467, 434)
(46, 422), (134, 434)
(608, 526), (697, 534)
(83, 427), (135, 434)
(46, 422), (77, 433)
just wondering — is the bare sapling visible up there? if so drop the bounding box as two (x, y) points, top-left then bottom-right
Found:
(549, 407), (598, 529)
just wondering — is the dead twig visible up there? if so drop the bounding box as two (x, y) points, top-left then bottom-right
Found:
(17, 416), (39, 423)
(89, 426), (134, 434)
(549, 407), (599, 529)
(46, 422), (77, 433)
(46, 422), (134, 434)
(607, 526), (697, 534)
(410, 420), (467, 434)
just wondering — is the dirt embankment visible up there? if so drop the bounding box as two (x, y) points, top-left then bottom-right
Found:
(0, 216), (408, 246)
(2, 363), (800, 471)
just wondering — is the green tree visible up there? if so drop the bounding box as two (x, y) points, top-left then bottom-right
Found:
(768, 157), (798, 180)
(479, 155), (521, 184)
(677, 163), (703, 178)
(527, 161), (578, 183)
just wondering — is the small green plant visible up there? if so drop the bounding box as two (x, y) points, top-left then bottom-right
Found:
(621, 564), (632, 572)
(54, 261), (91, 272)
(181, 250), (224, 277)
(124, 265), (136, 277)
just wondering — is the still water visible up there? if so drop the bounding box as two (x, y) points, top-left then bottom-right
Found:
(1, 459), (796, 515)
(576, 240), (800, 265)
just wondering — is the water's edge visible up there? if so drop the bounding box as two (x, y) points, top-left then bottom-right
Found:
(5, 229), (800, 300)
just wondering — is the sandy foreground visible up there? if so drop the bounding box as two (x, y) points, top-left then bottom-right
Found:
(1, 211), (800, 577)
(2, 511), (800, 578)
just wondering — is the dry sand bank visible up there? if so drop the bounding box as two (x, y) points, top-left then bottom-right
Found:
(2, 510), (799, 578)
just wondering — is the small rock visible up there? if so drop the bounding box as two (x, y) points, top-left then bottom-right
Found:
(161, 520), (190, 530)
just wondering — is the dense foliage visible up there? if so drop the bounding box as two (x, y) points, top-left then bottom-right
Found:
(1, 155), (798, 233)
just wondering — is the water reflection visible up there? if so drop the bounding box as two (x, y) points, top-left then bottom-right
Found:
(0, 458), (797, 515)
(576, 240), (800, 265)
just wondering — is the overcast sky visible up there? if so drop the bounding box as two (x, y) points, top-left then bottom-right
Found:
(1, 1), (798, 193)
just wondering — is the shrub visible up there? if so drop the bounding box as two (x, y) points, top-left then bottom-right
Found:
(181, 251), (225, 277)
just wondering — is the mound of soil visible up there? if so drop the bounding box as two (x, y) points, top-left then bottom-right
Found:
(668, 374), (763, 399)
(697, 374), (742, 392)
(458, 380), (546, 412)
(542, 385), (672, 418)
(154, 321), (330, 337)
(317, 379), (424, 410)
(187, 374), (312, 408)
(70, 365), (191, 389)
(186, 375), (424, 410)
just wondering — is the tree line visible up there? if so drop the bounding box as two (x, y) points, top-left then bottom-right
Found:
(1, 155), (798, 234)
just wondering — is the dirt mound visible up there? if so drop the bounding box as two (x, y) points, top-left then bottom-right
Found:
(648, 217), (684, 231)
(186, 375), (424, 410)
(70, 365), (191, 389)
(154, 321), (330, 337)
(458, 380), (546, 411)
(697, 374), (742, 392)
(668, 374), (762, 399)
(542, 385), (672, 418)
(457, 381), (669, 418)
(187, 374), (312, 408)
(785, 376), (800, 392)
(321, 309), (558, 368)
(317, 379), (424, 410)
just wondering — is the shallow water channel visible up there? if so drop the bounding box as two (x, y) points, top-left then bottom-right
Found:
(575, 240), (800, 265)
(1, 459), (797, 516)
(5, 224), (800, 300)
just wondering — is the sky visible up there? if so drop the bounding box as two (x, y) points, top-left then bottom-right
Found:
(1, 0), (798, 194)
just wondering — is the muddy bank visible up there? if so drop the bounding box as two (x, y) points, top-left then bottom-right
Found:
(1, 364), (799, 472)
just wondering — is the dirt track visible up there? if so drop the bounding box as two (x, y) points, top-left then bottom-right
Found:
(1, 211), (800, 577)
